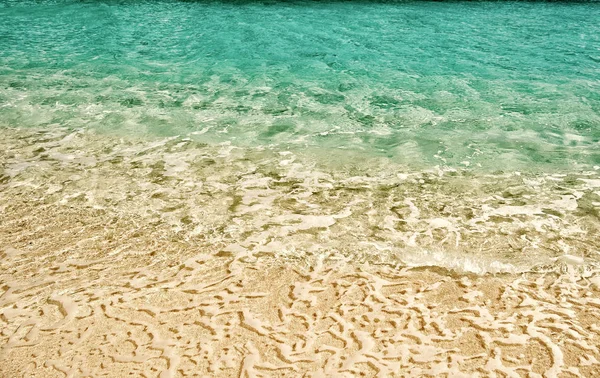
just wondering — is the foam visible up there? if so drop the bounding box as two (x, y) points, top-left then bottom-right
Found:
(402, 250), (522, 275)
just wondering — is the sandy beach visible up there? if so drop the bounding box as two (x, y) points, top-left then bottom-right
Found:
(2, 1), (600, 376)
(2, 128), (600, 377)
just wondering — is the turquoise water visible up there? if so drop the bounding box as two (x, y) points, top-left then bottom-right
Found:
(1, 0), (599, 171)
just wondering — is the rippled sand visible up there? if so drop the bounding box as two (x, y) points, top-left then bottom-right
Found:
(2, 127), (600, 377)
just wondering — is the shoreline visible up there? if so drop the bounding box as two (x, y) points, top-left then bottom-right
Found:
(2, 127), (600, 272)
(2, 0), (600, 375)
(2, 127), (600, 376)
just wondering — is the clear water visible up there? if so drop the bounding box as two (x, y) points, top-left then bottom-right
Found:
(1, 0), (599, 171)
(2, 1), (600, 273)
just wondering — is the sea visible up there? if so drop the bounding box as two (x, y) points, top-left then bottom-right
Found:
(1, 0), (600, 272)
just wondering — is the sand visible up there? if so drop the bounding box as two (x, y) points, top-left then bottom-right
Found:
(2, 128), (600, 377)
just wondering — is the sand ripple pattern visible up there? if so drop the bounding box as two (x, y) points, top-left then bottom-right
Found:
(2, 128), (600, 377)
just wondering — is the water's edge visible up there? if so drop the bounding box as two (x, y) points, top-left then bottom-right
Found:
(3, 126), (600, 274)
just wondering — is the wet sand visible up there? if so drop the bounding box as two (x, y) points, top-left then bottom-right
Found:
(2, 128), (600, 377)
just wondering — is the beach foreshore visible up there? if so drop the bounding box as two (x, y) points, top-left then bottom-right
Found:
(2, 233), (600, 377)
(2, 128), (600, 377)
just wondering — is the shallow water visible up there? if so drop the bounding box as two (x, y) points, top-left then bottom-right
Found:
(2, 127), (600, 274)
(2, 0), (600, 270)
(1, 0), (600, 171)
